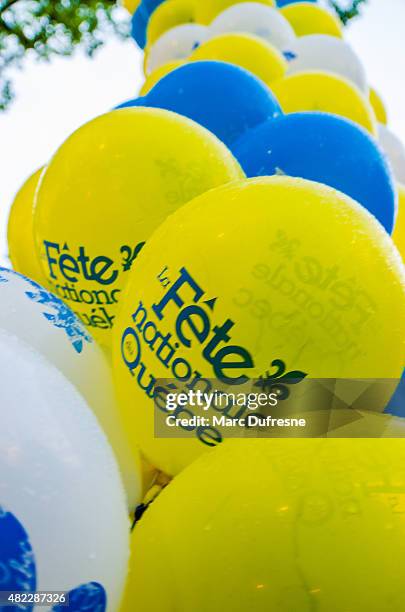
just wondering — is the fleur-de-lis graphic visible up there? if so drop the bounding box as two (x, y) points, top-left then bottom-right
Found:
(155, 158), (207, 206)
(53, 583), (106, 612)
(155, 158), (180, 180)
(120, 242), (145, 272)
(0, 268), (91, 354)
(269, 229), (300, 259)
(254, 359), (307, 400)
(0, 507), (106, 612)
(283, 50), (297, 62)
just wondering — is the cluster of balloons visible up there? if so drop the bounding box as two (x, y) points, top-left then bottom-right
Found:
(3, 0), (405, 610)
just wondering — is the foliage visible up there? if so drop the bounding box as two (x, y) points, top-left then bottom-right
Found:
(330, 0), (368, 25)
(0, 0), (129, 110)
(0, 0), (368, 111)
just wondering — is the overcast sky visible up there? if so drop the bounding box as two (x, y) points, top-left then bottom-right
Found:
(1, 0), (404, 267)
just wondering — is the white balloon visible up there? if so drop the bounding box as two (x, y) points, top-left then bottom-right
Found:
(287, 34), (367, 93)
(0, 267), (141, 509)
(210, 2), (296, 52)
(378, 124), (405, 184)
(146, 24), (211, 74)
(0, 330), (129, 610)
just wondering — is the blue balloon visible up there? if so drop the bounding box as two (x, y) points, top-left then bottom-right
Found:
(385, 371), (405, 418)
(116, 61), (282, 147)
(143, 0), (165, 14)
(233, 112), (396, 233)
(137, 0), (151, 19)
(130, 0), (165, 48)
(277, 0), (317, 5)
(131, 6), (148, 48)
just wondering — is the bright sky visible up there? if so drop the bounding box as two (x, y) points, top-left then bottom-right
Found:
(1, 0), (405, 267)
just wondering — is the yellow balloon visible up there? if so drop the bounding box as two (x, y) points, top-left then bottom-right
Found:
(139, 453), (159, 496)
(190, 33), (288, 87)
(128, 433), (405, 612)
(195, 0), (275, 24)
(271, 71), (377, 135)
(139, 453), (171, 497)
(140, 60), (184, 94)
(144, 33), (288, 89)
(131, 455), (171, 514)
(121, 0), (140, 13)
(369, 86), (388, 125)
(147, 0), (198, 46)
(280, 2), (343, 38)
(34, 109), (243, 349)
(393, 183), (405, 262)
(112, 177), (405, 475)
(7, 167), (47, 284)
(327, 409), (405, 437)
